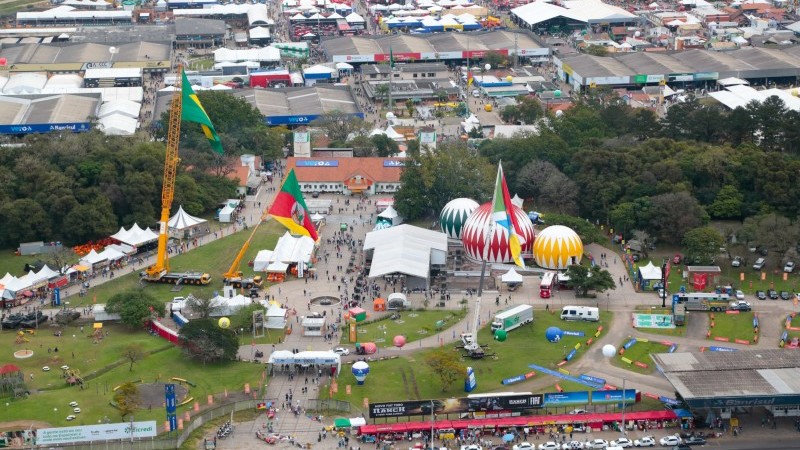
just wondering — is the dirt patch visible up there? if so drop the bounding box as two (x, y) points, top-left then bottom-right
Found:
(137, 382), (189, 409)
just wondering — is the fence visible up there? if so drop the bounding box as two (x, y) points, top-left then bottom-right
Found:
(32, 399), (261, 449)
(306, 398), (352, 414)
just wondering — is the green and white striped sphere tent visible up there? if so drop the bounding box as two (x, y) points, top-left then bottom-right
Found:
(532, 225), (583, 270)
(440, 198), (479, 239)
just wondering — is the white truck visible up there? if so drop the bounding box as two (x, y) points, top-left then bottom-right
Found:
(490, 304), (534, 334)
(560, 305), (599, 322)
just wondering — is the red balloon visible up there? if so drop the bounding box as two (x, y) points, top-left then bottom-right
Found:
(393, 335), (406, 348)
(0, 58), (7, 66)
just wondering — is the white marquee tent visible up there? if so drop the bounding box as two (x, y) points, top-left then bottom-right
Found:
(363, 224), (447, 288)
(377, 205), (403, 225)
(168, 205), (208, 237)
(267, 350), (341, 376)
(110, 223), (158, 247)
(210, 294), (252, 317)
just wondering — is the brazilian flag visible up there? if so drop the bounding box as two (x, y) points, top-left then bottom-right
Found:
(181, 69), (223, 154)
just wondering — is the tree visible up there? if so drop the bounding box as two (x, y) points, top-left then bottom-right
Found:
(374, 84), (390, 104)
(106, 289), (163, 329)
(405, 99), (415, 118)
(583, 45), (609, 57)
(372, 134), (400, 157)
(424, 348), (466, 392)
(542, 213), (606, 244)
(123, 343), (145, 372)
(47, 248), (78, 275)
(113, 381), (139, 419)
(178, 318), (239, 364)
(394, 143), (494, 220)
(187, 295), (220, 319)
(481, 51), (508, 69)
(645, 192), (709, 244)
(515, 160), (578, 214)
(310, 111), (370, 143)
(708, 185), (743, 219)
(564, 264), (616, 297)
(682, 226), (724, 265)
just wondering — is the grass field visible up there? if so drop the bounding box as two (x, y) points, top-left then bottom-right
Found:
(64, 221), (284, 308)
(0, 0), (46, 16)
(341, 309), (468, 348)
(328, 310), (611, 410)
(1, 323), (265, 427)
(611, 339), (671, 375)
(708, 311), (756, 342)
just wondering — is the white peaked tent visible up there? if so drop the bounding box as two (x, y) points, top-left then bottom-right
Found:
(377, 205), (403, 225)
(311, 213), (325, 222)
(385, 125), (405, 142)
(511, 194), (524, 209)
(0, 273), (14, 285)
(210, 294), (252, 317)
(501, 267), (523, 283)
(266, 304), (288, 329)
(253, 250), (274, 272)
(168, 205), (208, 237)
(638, 261), (662, 281)
(253, 232), (316, 272)
(111, 223), (158, 247)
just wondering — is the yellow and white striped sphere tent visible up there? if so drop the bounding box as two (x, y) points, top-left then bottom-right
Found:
(533, 225), (583, 270)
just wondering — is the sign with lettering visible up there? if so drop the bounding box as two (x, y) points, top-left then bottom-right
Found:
(37, 421), (157, 446)
(0, 123), (91, 135)
(296, 160), (339, 167)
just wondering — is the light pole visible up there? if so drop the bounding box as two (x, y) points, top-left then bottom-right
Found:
(621, 377), (627, 437)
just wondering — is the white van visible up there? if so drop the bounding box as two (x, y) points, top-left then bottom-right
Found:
(560, 305), (599, 322)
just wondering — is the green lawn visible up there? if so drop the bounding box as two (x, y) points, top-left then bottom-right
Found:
(67, 221), (284, 308)
(612, 339), (670, 375)
(329, 311), (611, 407)
(2, 323), (264, 427)
(0, 248), (46, 279)
(343, 309), (468, 348)
(708, 311), (756, 343)
(0, 0), (46, 16)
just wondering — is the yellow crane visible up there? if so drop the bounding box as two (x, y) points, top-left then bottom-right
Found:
(142, 67), (210, 286)
(221, 208), (270, 289)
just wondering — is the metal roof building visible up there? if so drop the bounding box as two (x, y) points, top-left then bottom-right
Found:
(555, 46), (800, 90)
(652, 349), (800, 410)
(320, 30), (549, 64)
(0, 41), (171, 73)
(0, 93), (99, 134)
(237, 85), (363, 126)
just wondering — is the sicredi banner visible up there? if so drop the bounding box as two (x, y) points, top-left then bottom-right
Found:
(37, 421), (158, 446)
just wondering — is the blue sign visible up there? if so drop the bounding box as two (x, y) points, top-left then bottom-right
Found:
(296, 160), (339, 167)
(708, 346), (738, 352)
(165, 383), (177, 431)
(265, 113), (365, 126)
(562, 330), (585, 337)
(659, 396), (682, 406)
(544, 391), (590, 406)
(0, 122), (91, 135)
(528, 364), (604, 389)
(383, 160), (405, 167)
(591, 389), (636, 404)
(579, 374), (606, 386)
(464, 366), (476, 392)
(623, 338), (637, 350)
(53, 288), (61, 307)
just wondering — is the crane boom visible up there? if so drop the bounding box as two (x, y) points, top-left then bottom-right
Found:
(223, 208), (271, 285)
(145, 67), (183, 280)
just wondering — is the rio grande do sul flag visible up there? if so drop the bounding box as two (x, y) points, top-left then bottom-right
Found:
(491, 162), (525, 268)
(268, 169), (319, 242)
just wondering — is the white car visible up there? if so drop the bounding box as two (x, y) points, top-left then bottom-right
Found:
(735, 289), (745, 300)
(658, 435), (681, 447)
(610, 438), (633, 448)
(562, 441), (584, 450)
(514, 443), (534, 450)
(569, 409), (587, 415)
(332, 347), (349, 356)
(461, 446), (482, 450)
(538, 442), (560, 450)
(585, 439), (608, 449)
(171, 296), (187, 312)
(633, 436), (655, 447)
(786, 261), (795, 273)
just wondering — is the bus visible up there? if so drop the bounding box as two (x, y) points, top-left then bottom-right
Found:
(540, 272), (556, 298)
(672, 292), (730, 312)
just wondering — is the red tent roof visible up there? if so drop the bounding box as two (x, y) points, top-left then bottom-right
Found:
(0, 364), (20, 375)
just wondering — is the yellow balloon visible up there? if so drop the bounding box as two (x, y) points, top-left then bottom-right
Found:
(218, 317), (230, 329)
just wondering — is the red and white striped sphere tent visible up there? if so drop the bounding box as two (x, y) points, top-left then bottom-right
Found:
(532, 225), (583, 270)
(460, 202), (535, 263)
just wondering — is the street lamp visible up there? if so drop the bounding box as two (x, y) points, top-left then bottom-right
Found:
(660, 259), (668, 308)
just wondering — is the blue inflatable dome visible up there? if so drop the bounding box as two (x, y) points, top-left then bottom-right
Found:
(545, 326), (563, 343)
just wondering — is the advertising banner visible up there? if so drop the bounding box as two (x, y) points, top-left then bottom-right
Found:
(591, 389), (637, 404)
(296, 160), (339, 167)
(693, 72), (719, 81)
(37, 421), (157, 446)
(668, 73), (694, 82)
(543, 391), (590, 406)
(369, 394), (543, 418)
(0, 123), (91, 135)
(383, 160), (405, 167)
(266, 113), (364, 126)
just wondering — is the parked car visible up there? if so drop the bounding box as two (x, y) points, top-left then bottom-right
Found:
(514, 443), (534, 450)
(332, 347), (349, 356)
(633, 437), (655, 447)
(769, 289), (779, 300)
(658, 435), (681, 447)
(584, 440), (608, 449)
(610, 438), (633, 448)
(781, 291), (792, 301)
(753, 257), (766, 270)
(683, 436), (706, 446)
(756, 290), (767, 300)
(670, 446), (690, 450)
(568, 409), (587, 415)
(735, 289), (745, 300)
(731, 256), (742, 267)
(562, 441), (584, 450)
(785, 261), (795, 273)
(729, 300), (752, 311)
(538, 443), (560, 450)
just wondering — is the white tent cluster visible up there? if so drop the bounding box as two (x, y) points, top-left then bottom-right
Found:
(110, 223), (159, 248)
(79, 247), (126, 268)
(253, 232), (316, 272)
(214, 47), (281, 63)
(709, 84), (800, 111)
(0, 265), (60, 299)
(209, 294), (253, 317)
